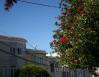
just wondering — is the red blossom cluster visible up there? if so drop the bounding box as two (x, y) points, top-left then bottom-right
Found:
(77, 6), (85, 16)
(59, 37), (70, 44)
(62, 7), (72, 16)
(77, 6), (83, 13)
(53, 39), (56, 44)
(52, 4), (84, 50)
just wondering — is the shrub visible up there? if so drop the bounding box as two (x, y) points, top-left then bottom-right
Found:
(14, 64), (51, 77)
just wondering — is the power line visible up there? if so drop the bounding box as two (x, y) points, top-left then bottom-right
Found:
(17, 0), (60, 8)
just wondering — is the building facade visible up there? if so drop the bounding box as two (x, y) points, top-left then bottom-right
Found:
(25, 49), (47, 65)
(0, 35), (27, 77)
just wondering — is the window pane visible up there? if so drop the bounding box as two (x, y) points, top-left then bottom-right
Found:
(17, 48), (21, 55)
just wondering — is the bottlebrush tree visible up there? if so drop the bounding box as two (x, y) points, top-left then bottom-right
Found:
(50, 0), (99, 72)
(5, 0), (17, 10)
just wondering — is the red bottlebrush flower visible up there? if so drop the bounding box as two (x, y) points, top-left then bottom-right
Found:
(53, 39), (56, 44)
(67, 7), (72, 13)
(59, 37), (70, 44)
(77, 6), (83, 13)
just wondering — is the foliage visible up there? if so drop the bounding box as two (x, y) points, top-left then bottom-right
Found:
(14, 64), (51, 77)
(5, 0), (17, 10)
(50, 0), (99, 70)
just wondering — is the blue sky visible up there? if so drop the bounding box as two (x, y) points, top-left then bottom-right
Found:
(0, 0), (60, 52)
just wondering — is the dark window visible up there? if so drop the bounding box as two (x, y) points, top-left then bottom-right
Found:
(11, 66), (16, 77)
(50, 63), (54, 72)
(32, 56), (43, 64)
(32, 55), (36, 63)
(39, 57), (43, 64)
(17, 48), (21, 55)
(11, 68), (13, 77)
(10, 48), (15, 55)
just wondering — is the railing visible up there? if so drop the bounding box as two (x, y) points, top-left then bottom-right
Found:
(51, 67), (92, 77)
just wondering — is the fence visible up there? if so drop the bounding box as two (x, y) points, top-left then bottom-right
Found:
(50, 67), (92, 77)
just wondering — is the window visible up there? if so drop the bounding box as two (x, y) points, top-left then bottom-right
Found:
(11, 66), (16, 77)
(32, 56), (43, 64)
(50, 63), (54, 72)
(32, 55), (36, 63)
(17, 48), (21, 55)
(40, 57), (43, 64)
(10, 48), (15, 55)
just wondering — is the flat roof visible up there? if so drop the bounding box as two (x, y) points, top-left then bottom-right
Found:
(0, 35), (27, 43)
(26, 49), (46, 54)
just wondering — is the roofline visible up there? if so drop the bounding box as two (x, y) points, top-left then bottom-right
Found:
(0, 35), (27, 43)
(26, 49), (46, 54)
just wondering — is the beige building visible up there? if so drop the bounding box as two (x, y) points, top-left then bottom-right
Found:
(0, 35), (27, 77)
(25, 49), (47, 65)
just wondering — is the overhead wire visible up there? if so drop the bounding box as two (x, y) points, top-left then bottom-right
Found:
(17, 0), (61, 8)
